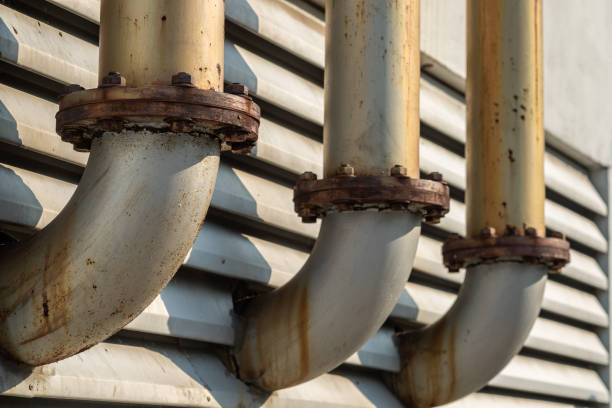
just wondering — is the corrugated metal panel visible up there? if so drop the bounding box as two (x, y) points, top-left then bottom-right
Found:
(2, 159), (608, 330)
(0, 1), (609, 407)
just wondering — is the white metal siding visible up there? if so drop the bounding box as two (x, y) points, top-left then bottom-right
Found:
(0, 1), (609, 407)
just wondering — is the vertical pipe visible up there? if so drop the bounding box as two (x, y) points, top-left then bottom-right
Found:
(324, 0), (420, 177)
(232, 0), (424, 391)
(99, 0), (225, 90)
(466, 0), (544, 237)
(390, 2), (548, 405)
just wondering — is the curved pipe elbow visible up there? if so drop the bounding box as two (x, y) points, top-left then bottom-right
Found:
(233, 210), (422, 391)
(0, 130), (220, 365)
(391, 262), (547, 407)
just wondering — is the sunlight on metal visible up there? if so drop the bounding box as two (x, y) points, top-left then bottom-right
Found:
(232, 0), (423, 390)
(390, 0), (548, 406)
(0, 0), (224, 365)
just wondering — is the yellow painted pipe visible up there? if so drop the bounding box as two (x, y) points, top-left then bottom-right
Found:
(466, 0), (544, 238)
(99, 0), (225, 90)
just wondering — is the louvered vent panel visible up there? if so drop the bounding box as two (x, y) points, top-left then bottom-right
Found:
(0, 1), (608, 406)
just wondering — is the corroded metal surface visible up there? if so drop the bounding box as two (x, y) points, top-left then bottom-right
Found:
(324, 0), (420, 177)
(293, 169), (449, 224)
(0, 131), (220, 365)
(56, 78), (260, 153)
(391, 263), (547, 407)
(442, 229), (570, 273)
(232, 0), (425, 392)
(466, 0), (545, 237)
(233, 211), (421, 391)
(99, 0), (225, 90)
(391, 1), (557, 407)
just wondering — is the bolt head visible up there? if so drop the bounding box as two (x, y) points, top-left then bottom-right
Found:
(427, 172), (444, 182)
(390, 165), (407, 177)
(226, 82), (249, 96)
(299, 171), (317, 181)
(171, 72), (195, 87)
(480, 226), (496, 238)
(447, 262), (462, 273)
(101, 72), (126, 87)
(550, 231), (566, 240)
(336, 163), (355, 177)
(425, 216), (441, 224)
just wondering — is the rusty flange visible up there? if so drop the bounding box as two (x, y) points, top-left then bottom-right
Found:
(442, 228), (570, 273)
(293, 165), (450, 224)
(56, 72), (260, 153)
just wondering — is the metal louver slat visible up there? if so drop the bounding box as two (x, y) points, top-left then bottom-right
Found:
(0, 163), (607, 332)
(0, 4), (604, 218)
(0, 340), (408, 407)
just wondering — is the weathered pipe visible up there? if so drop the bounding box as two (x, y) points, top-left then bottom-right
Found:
(233, 0), (422, 390)
(390, 0), (546, 406)
(0, 0), (223, 365)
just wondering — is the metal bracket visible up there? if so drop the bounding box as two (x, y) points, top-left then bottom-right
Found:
(56, 72), (260, 153)
(442, 228), (570, 273)
(293, 165), (450, 224)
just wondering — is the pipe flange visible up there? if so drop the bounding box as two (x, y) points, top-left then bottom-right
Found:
(56, 72), (260, 153)
(293, 165), (450, 224)
(442, 228), (570, 273)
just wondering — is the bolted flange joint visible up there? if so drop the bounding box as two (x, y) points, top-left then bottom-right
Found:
(294, 165), (450, 224)
(442, 227), (570, 273)
(56, 73), (260, 154)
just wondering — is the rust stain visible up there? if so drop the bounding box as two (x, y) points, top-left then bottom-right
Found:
(394, 319), (458, 407)
(507, 149), (515, 163)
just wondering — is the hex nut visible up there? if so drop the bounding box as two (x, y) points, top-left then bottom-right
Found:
(336, 163), (355, 177)
(525, 227), (538, 237)
(299, 171), (317, 181)
(226, 83), (249, 97)
(390, 165), (407, 177)
(427, 172), (444, 182)
(171, 72), (195, 87)
(100, 72), (126, 88)
(550, 231), (566, 240)
(480, 226), (496, 238)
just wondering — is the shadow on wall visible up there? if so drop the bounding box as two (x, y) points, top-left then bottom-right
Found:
(0, 17), (19, 65)
(0, 355), (32, 397)
(0, 165), (43, 230)
(226, 0), (260, 35)
(0, 100), (21, 146)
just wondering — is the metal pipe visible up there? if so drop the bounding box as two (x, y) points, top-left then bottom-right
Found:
(391, 264), (546, 406)
(233, 0), (422, 390)
(0, 0), (224, 365)
(391, 1), (546, 406)
(323, 0), (420, 177)
(99, 0), (224, 90)
(465, 0), (544, 238)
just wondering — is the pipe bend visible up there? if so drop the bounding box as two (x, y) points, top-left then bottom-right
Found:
(0, 130), (220, 365)
(391, 263), (547, 407)
(234, 210), (422, 391)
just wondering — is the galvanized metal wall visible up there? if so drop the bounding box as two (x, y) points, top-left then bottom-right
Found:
(0, 0), (609, 406)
